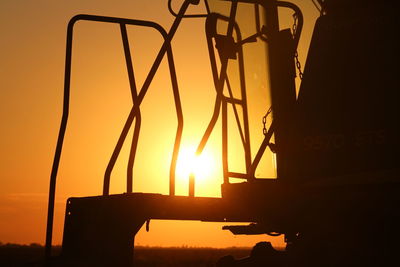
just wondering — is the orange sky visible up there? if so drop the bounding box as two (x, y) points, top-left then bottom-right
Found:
(0, 0), (318, 248)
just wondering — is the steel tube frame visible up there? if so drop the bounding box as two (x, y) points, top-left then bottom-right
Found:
(45, 0), (192, 256)
(46, 0), (303, 260)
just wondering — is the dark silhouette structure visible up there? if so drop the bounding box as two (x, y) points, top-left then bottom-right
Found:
(45, 0), (400, 266)
(217, 242), (284, 266)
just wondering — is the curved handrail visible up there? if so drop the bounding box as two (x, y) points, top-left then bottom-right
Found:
(103, 0), (192, 197)
(199, 0), (303, 181)
(197, 10), (255, 183)
(45, 9), (189, 258)
(195, 2), (239, 157)
(168, 0), (209, 18)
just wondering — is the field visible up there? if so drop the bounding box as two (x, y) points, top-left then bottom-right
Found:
(0, 244), (252, 266)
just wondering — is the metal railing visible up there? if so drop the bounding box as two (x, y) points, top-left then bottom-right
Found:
(45, 0), (303, 259)
(45, 0), (195, 258)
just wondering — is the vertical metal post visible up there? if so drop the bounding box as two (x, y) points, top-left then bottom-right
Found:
(237, 40), (252, 177)
(222, 99), (229, 184)
(45, 17), (75, 261)
(120, 23), (141, 194)
(263, 0), (282, 177)
(166, 0), (192, 196)
(263, 0), (301, 179)
(189, 174), (195, 197)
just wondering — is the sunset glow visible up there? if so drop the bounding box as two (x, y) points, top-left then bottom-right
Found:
(176, 145), (216, 190)
(0, 0), (318, 249)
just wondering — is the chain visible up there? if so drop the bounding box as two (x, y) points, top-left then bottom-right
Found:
(294, 51), (303, 80)
(262, 107), (272, 136)
(292, 13), (303, 80)
(260, 14), (302, 136)
(262, 107), (276, 153)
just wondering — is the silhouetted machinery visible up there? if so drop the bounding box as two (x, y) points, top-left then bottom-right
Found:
(45, 0), (400, 266)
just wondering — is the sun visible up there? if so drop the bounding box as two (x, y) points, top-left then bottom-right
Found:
(175, 145), (215, 187)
